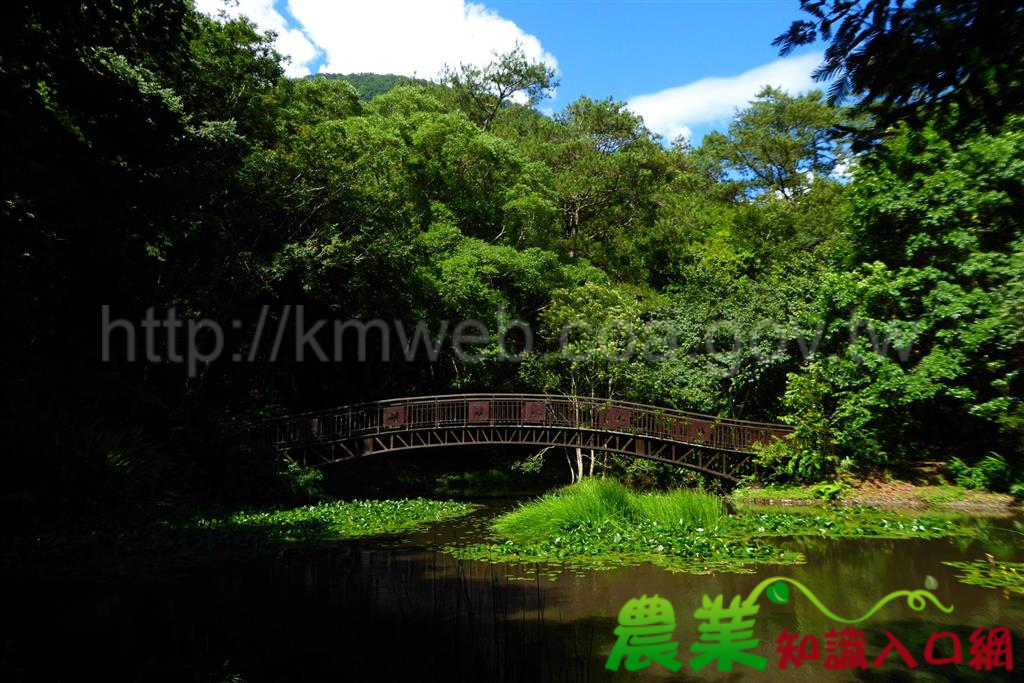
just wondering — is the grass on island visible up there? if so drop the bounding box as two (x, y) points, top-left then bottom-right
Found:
(492, 477), (727, 544)
(446, 478), (969, 576)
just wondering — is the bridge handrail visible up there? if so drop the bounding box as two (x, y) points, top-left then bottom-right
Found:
(264, 393), (789, 429)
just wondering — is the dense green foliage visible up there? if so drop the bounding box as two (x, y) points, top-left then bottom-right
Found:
(759, 114), (1024, 482)
(1, 0), (1021, 522)
(755, 1), (1024, 485)
(948, 454), (1014, 494)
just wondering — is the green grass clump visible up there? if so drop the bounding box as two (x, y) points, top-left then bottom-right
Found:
(493, 478), (726, 544)
(493, 478), (632, 543)
(633, 487), (727, 529)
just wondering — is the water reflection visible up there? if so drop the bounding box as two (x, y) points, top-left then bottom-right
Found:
(2, 507), (1021, 682)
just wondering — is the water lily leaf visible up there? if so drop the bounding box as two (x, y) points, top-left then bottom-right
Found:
(925, 575), (938, 590)
(767, 580), (790, 604)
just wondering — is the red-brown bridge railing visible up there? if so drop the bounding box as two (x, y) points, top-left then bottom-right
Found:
(253, 394), (791, 481)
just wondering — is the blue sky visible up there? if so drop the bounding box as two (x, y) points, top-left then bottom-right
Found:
(197, 0), (825, 142)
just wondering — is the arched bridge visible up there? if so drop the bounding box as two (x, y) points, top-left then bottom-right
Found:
(255, 394), (791, 482)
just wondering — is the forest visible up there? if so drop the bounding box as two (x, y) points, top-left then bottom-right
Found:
(2, 0), (1023, 526)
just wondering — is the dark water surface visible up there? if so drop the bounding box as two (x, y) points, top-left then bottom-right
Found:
(3, 504), (1021, 682)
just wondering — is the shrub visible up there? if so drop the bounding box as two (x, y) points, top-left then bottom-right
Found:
(809, 479), (850, 503)
(948, 453), (1011, 492)
(278, 460), (326, 502)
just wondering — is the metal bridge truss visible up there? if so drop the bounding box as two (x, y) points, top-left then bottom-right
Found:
(254, 393), (792, 483)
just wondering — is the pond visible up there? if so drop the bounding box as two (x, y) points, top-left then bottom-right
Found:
(3, 502), (1022, 682)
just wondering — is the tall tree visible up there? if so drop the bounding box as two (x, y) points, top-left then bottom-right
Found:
(699, 87), (847, 201)
(441, 43), (558, 130)
(518, 96), (676, 278)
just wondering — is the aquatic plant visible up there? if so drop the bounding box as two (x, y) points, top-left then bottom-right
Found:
(943, 557), (1024, 597)
(450, 517), (800, 575)
(726, 508), (963, 539)
(192, 498), (476, 542)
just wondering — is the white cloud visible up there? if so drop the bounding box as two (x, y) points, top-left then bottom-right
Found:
(196, 1), (557, 86)
(292, 0), (557, 80)
(196, 0), (321, 77)
(627, 53), (823, 142)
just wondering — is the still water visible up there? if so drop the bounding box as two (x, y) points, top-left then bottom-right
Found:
(3, 504), (1022, 682)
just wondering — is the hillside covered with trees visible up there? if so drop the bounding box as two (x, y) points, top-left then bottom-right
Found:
(314, 72), (430, 100)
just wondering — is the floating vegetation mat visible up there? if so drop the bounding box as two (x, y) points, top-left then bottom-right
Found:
(943, 558), (1024, 597)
